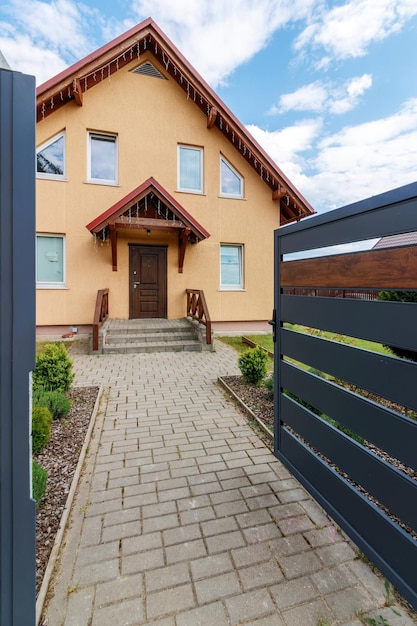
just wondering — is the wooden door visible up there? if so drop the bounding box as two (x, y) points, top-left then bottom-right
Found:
(129, 245), (167, 318)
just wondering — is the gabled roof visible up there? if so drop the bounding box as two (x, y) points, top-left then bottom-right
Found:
(373, 232), (417, 249)
(86, 177), (210, 273)
(37, 17), (315, 224)
(86, 176), (210, 241)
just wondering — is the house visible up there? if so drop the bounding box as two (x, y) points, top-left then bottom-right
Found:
(35, 17), (314, 338)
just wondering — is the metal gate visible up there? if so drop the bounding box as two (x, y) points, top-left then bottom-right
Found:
(272, 182), (417, 610)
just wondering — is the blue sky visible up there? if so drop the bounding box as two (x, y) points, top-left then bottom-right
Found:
(1, 0), (417, 213)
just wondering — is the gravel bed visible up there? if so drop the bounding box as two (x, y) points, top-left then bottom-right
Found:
(34, 386), (99, 595)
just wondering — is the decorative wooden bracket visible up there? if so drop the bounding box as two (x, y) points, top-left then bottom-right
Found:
(110, 225), (117, 271)
(178, 228), (191, 273)
(207, 106), (217, 129)
(272, 185), (287, 201)
(73, 78), (83, 106)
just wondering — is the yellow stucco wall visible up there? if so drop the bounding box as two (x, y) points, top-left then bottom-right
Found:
(36, 53), (280, 326)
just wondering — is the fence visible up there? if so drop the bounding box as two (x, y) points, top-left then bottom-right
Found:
(272, 181), (417, 610)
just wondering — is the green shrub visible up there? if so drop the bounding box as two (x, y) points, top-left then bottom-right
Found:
(32, 388), (71, 420)
(238, 346), (268, 385)
(32, 460), (48, 509)
(33, 343), (74, 392)
(378, 291), (417, 361)
(32, 406), (52, 455)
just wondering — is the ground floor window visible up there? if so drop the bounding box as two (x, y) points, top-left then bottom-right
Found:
(36, 234), (65, 288)
(220, 244), (244, 290)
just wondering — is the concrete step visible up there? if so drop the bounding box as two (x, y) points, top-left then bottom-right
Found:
(102, 339), (202, 354)
(105, 330), (197, 344)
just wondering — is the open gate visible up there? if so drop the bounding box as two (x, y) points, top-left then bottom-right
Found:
(272, 182), (417, 610)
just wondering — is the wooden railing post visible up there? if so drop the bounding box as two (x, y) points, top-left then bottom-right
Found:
(92, 288), (109, 351)
(186, 288), (212, 344)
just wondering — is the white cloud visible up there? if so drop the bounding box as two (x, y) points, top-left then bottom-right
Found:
(270, 74), (372, 115)
(295, 0), (417, 65)
(129, 0), (317, 87)
(247, 98), (417, 212)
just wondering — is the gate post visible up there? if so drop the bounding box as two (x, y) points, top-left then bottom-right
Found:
(0, 67), (36, 625)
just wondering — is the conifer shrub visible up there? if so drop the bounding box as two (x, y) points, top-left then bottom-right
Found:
(33, 343), (74, 392)
(32, 388), (71, 420)
(238, 346), (268, 385)
(32, 460), (48, 509)
(32, 406), (52, 455)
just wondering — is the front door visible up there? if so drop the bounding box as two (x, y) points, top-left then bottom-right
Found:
(129, 245), (167, 318)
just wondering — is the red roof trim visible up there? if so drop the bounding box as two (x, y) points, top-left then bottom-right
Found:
(37, 17), (315, 221)
(85, 176), (210, 240)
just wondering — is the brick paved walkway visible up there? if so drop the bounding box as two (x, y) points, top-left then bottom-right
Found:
(42, 341), (415, 626)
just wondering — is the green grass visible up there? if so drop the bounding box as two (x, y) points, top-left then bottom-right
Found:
(219, 326), (391, 358)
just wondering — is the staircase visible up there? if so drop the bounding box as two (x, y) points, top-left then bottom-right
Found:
(93, 318), (206, 354)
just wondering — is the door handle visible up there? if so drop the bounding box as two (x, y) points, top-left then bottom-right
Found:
(133, 281), (140, 288)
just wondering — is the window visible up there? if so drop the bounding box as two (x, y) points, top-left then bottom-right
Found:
(36, 132), (65, 179)
(220, 156), (243, 198)
(178, 145), (203, 193)
(220, 244), (244, 290)
(88, 132), (118, 184)
(36, 235), (65, 288)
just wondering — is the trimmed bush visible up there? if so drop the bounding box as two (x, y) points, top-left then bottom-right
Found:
(32, 460), (48, 509)
(238, 346), (268, 385)
(32, 406), (52, 455)
(264, 375), (274, 398)
(32, 388), (71, 420)
(33, 343), (74, 392)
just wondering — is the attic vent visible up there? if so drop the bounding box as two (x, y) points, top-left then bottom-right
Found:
(131, 61), (166, 80)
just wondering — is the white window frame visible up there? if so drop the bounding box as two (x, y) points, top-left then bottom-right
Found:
(220, 244), (244, 290)
(36, 234), (66, 289)
(87, 131), (118, 185)
(36, 131), (66, 180)
(219, 155), (244, 198)
(177, 144), (204, 194)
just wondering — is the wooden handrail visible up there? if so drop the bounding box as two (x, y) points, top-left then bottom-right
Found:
(186, 289), (212, 344)
(92, 288), (109, 351)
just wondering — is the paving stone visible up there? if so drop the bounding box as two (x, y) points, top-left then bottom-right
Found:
(326, 586), (374, 621)
(276, 514), (315, 536)
(162, 523), (202, 546)
(121, 548), (165, 575)
(92, 597), (144, 625)
(225, 589), (275, 625)
(269, 534), (310, 557)
(64, 587), (94, 626)
(242, 523), (281, 544)
(316, 541), (357, 567)
(191, 553), (235, 580)
(304, 524), (344, 548)
(279, 551), (323, 579)
(239, 560), (284, 590)
(142, 513), (179, 533)
(122, 531), (162, 555)
(206, 530), (246, 554)
(165, 538), (207, 564)
(311, 564), (357, 595)
(269, 576), (317, 610)
(176, 601), (230, 626)
(146, 584), (195, 620)
(76, 559), (119, 585)
(281, 599), (333, 626)
(201, 516), (238, 537)
(195, 571), (241, 603)
(231, 542), (273, 568)
(94, 573), (143, 606)
(145, 562), (190, 592)
(236, 509), (273, 529)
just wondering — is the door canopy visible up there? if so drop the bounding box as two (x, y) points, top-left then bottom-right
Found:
(86, 177), (210, 272)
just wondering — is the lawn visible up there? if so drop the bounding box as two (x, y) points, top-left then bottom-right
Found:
(218, 326), (392, 358)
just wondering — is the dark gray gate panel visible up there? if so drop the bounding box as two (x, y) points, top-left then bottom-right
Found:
(0, 68), (36, 625)
(273, 183), (417, 610)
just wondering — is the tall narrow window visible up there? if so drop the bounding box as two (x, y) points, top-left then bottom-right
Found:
(36, 235), (65, 288)
(178, 145), (203, 193)
(36, 132), (65, 179)
(220, 244), (244, 290)
(220, 156), (243, 198)
(88, 132), (118, 184)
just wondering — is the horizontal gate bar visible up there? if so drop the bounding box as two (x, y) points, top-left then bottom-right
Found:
(281, 361), (417, 470)
(280, 328), (417, 412)
(281, 295), (417, 352)
(281, 394), (417, 532)
(277, 429), (417, 610)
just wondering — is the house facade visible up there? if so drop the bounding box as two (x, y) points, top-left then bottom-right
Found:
(35, 18), (314, 333)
